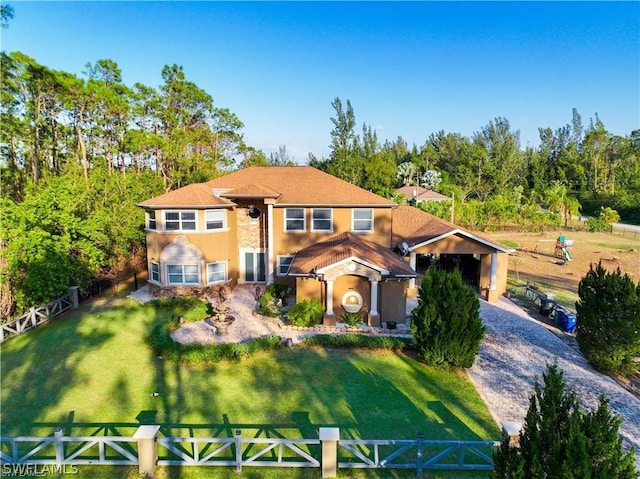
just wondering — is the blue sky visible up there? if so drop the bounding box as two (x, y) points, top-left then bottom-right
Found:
(2, 1), (639, 163)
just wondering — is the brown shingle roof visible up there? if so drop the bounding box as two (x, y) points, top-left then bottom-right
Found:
(391, 206), (510, 253)
(206, 166), (395, 206)
(220, 183), (280, 198)
(138, 183), (234, 208)
(288, 232), (416, 277)
(395, 186), (450, 201)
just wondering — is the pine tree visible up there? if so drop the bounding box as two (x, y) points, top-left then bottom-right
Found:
(410, 267), (484, 368)
(491, 363), (637, 479)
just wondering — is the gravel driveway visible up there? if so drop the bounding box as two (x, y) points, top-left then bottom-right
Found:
(467, 297), (640, 468)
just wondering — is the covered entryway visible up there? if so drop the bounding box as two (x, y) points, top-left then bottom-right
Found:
(287, 232), (416, 326)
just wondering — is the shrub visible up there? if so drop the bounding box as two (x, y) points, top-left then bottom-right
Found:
(410, 267), (484, 368)
(339, 311), (363, 328)
(265, 282), (291, 300)
(287, 298), (324, 327)
(301, 333), (410, 350)
(257, 290), (280, 317)
(576, 262), (640, 375)
(491, 362), (636, 478)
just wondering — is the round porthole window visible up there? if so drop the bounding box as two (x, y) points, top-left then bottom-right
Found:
(341, 290), (363, 313)
(248, 206), (261, 219)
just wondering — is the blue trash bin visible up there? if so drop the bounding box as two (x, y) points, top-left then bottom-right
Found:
(554, 309), (577, 333)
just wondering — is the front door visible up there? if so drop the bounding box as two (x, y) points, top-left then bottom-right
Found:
(242, 249), (266, 283)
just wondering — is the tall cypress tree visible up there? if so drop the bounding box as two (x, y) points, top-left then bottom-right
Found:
(576, 262), (640, 375)
(410, 267), (484, 368)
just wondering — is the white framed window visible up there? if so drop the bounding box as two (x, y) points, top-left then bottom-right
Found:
(167, 264), (199, 284)
(352, 208), (373, 233)
(312, 208), (333, 232)
(150, 262), (160, 283)
(277, 255), (294, 276)
(207, 261), (227, 284)
(205, 210), (226, 230)
(285, 208), (305, 232)
(164, 211), (197, 231)
(147, 211), (157, 230)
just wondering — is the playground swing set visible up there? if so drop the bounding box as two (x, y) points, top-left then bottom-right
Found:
(531, 235), (574, 263)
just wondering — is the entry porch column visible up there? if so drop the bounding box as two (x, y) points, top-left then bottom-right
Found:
(325, 280), (334, 316)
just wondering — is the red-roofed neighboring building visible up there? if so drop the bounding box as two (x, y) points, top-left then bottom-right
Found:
(138, 166), (509, 326)
(395, 185), (451, 204)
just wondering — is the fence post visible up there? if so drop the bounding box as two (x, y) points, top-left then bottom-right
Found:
(134, 425), (160, 478)
(54, 428), (64, 465)
(68, 286), (79, 309)
(234, 429), (242, 473)
(319, 427), (340, 478)
(416, 432), (424, 478)
(501, 421), (522, 448)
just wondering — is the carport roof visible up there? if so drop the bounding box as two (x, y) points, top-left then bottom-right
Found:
(392, 206), (511, 253)
(288, 232), (416, 278)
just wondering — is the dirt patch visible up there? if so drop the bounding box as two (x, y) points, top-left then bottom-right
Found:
(483, 230), (639, 310)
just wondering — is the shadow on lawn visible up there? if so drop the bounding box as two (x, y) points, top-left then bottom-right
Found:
(0, 313), (113, 436)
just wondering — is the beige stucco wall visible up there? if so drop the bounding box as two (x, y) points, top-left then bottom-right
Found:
(480, 252), (508, 302)
(412, 234), (494, 255)
(272, 206), (393, 254)
(380, 280), (408, 324)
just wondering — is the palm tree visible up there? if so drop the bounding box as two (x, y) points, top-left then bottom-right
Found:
(546, 181), (581, 227)
(396, 161), (416, 186)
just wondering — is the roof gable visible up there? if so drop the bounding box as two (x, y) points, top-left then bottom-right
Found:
(288, 232), (416, 277)
(392, 206), (510, 253)
(138, 183), (234, 208)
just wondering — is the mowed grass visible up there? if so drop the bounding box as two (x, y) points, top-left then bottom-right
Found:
(1, 289), (499, 478)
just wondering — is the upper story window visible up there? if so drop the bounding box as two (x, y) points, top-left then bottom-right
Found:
(312, 208), (333, 232)
(165, 211), (196, 231)
(205, 210), (226, 230)
(147, 211), (157, 230)
(285, 208), (305, 232)
(352, 208), (373, 233)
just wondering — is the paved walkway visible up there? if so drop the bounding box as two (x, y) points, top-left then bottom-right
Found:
(467, 297), (640, 468)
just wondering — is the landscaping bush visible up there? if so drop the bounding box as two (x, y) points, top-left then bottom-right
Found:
(491, 362), (636, 478)
(257, 290), (280, 317)
(410, 267), (484, 368)
(576, 262), (640, 375)
(147, 303), (282, 363)
(302, 333), (411, 350)
(286, 298), (324, 327)
(339, 311), (363, 327)
(265, 282), (291, 300)
(148, 296), (208, 322)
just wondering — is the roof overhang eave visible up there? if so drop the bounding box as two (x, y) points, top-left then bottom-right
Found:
(408, 229), (511, 254)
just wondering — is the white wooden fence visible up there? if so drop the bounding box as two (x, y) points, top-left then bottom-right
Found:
(0, 427), (500, 478)
(1, 287), (78, 343)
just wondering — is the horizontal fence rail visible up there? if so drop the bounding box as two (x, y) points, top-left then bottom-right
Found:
(1, 287), (78, 343)
(1, 427), (500, 478)
(0, 432), (138, 466)
(338, 438), (499, 472)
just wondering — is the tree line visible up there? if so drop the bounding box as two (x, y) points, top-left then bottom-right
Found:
(1, 52), (639, 317)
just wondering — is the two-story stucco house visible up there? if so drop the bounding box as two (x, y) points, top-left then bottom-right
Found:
(138, 166), (510, 326)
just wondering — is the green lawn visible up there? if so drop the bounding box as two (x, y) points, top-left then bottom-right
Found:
(1, 287), (500, 478)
